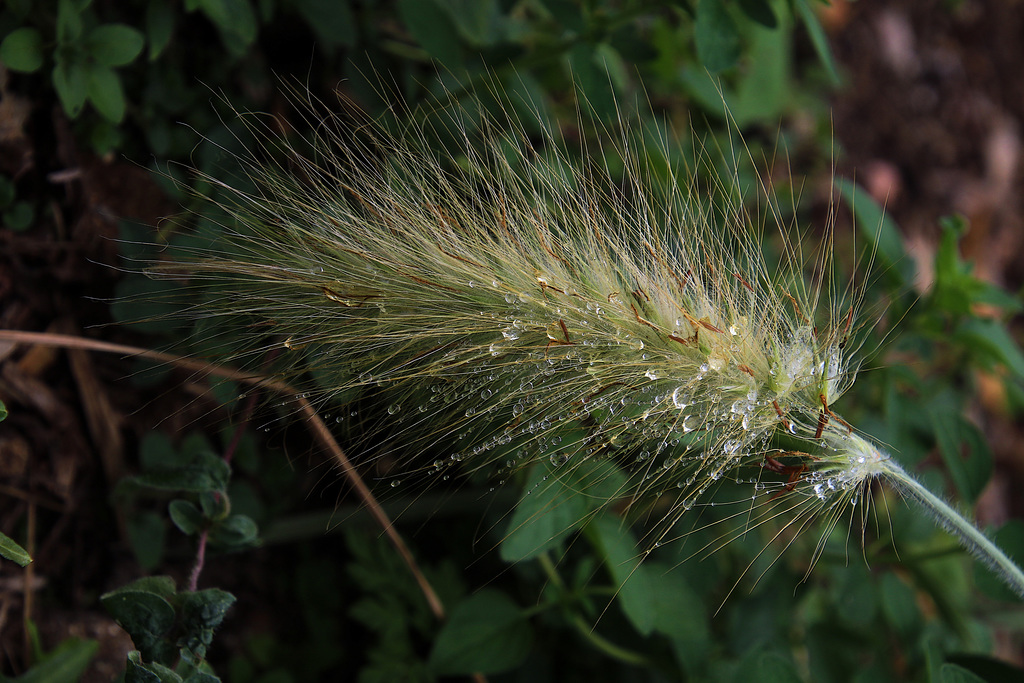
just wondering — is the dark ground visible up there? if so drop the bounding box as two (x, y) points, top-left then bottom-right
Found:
(1, 0), (1023, 679)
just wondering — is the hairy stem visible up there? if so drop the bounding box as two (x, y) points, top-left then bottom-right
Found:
(881, 458), (1024, 598)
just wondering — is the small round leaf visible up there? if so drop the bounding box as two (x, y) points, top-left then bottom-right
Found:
(0, 27), (44, 72)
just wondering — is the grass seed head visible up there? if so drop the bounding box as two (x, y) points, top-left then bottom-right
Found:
(153, 84), (1024, 596)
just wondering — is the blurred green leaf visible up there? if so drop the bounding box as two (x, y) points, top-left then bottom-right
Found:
(428, 590), (531, 675)
(294, 0), (355, 49)
(10, 638), (98, 683)
(434, 0), (502, 47)
(738, 0), (777, 28)
(4, 202), (35, 231)
(793, 0), (839, 85)
(586, 515), (656, 636)
(169, 499), (206, 535)
(954, 318), (1024, 380)
(0, 532), (31, 566)
(695, 0), (741, 73)
(939, 663), (988, 683)
(87, 24), (145, 66)
(733, 648), (802, 683)
(0, 27), (45, 72)
(927, 393), (992, 504)
(53, 59), (90, 118)
(398, 0), (463, 64)
(146, 1), (176, 60)
(86, 64), (127, 123)
(208, 514), (259, 547)
(56, 0), (86, 43)
(500, 457), (587, 562)
(132, 451), (230, 493)
(835, 177), (915, 288)
(974, 520), (1024, 602)
(127, 511), (166, 571)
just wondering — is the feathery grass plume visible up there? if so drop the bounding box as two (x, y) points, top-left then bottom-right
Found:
(154, 81), (1024, 599)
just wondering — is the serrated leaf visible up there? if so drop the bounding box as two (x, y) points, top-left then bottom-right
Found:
(0, 27), (45, 72)
(180, 589), (236, 656)
(695, 0), (741, 73)
(0, 531), (31, 566)
(101, 590), (176, 662)
(86, 64), (126, 123)
(169, 499), (206, 535)
(428, 590), (530, 675)
(87, 24), (144, 66)
(126, 651), (183, 683)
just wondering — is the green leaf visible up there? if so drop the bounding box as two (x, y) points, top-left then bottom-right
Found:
(132, 451), (230, 493)
(793, 0), (839, 85)
(294, 0), (355, 49)
(56, 0), (86, 43)
(4, 202), (35, 231)
(86, 64), (126, 123)
(835, 178), (915, 289)
(647, 563), (710, 671)
(126, 651), (183, 683)
(428, 590), (531, 675)
(433, 0), (502, 47)
(101, 588), (177, 662)
(0, 398), (7, 421)
(179, 589), (236, 656)
(169, 499), (207, 535)
(194, 0), (258, 55)
(695, 0), (741, 73)
(0, 27), (45, 72)
(146, 1), (176, 60)
(738, 0), (777, 28)
(927, 394), (991, 504)
(208, 514), (259, 547)
(0, 531), (31, 566)
(87, 24), (144, 66)
(12, 638), (98, 683)
(586, 515), (656, 635)
(500, 460), (587, 562)
(954, 318), (1024, 380)
(879, 573), (921, 639)
(939, 663), (988, 683)
(53, 59), (89, 118)
(127, 511), (166, 571)
(974, 520), (1024, 602)
(733, 648), (802, 683)
(398, 0), (463, 65)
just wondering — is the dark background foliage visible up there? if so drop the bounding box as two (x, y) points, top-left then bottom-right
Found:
(1, 1), (1024, 681)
